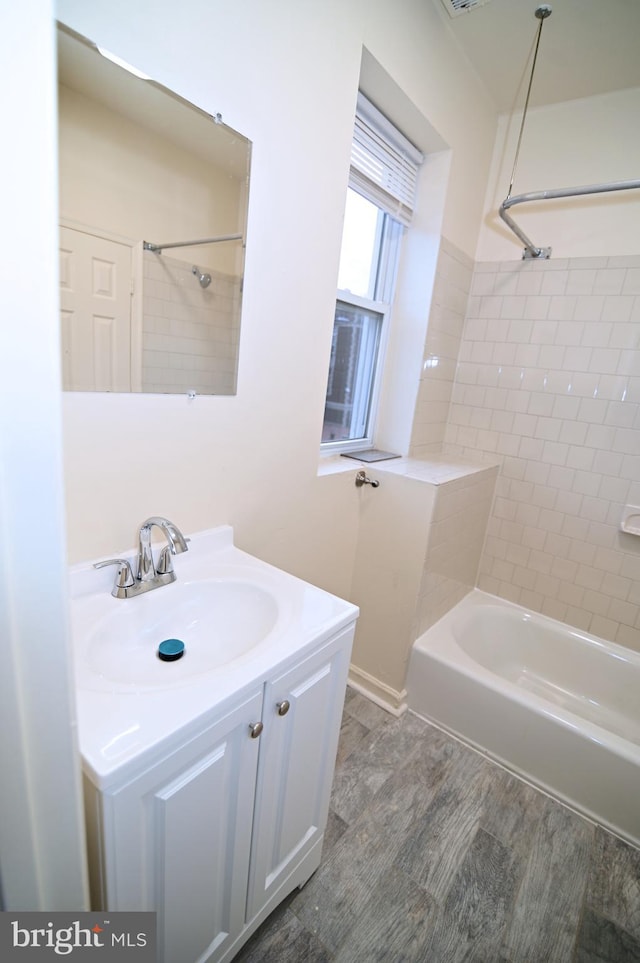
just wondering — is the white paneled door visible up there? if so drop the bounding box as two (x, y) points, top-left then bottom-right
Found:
(59, 226), (133, 391)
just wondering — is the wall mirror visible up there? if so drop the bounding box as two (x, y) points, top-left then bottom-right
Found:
(57, 23), (251, 395)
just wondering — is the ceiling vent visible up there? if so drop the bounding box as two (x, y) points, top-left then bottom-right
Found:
(438, 0), (492, 17)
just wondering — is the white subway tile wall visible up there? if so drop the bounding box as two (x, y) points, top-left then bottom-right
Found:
(410, 237), (474, 455)
(142, 252), (241, 394)
(442, 254), (640, 651)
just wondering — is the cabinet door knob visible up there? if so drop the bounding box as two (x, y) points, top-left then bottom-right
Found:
(276, 700), (290, 717)
(249, 721), (264, 739)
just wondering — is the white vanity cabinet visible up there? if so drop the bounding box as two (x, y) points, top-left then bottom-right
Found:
(84, 688), (264, 963)
(82, 625), (354, 963)
(245, 626), (352, 922)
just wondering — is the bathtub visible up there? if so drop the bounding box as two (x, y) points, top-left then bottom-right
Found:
(406, 590), (640, 848)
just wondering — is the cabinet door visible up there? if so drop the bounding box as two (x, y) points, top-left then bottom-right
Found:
(102, 689), (263, 963)
(246, 627), (353, 919)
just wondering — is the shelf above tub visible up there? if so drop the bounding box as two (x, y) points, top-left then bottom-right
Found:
(620, 505), (640, 536)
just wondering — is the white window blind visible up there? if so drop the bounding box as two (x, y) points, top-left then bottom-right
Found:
(350, 92), (424, 227)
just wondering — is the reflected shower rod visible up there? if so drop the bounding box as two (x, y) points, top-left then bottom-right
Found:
(143, 232), (243, 254)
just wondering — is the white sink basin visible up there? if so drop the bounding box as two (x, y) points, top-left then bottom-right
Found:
(69, 525), (359, 783)
(82, 579), (279, 688)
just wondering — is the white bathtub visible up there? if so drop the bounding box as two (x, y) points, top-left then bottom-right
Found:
(407, 590), (640, 848)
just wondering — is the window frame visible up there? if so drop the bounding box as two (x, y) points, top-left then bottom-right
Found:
(321, 198), (404, 454)
(321, 92), (422, 455)
(325, 293), (387, 450)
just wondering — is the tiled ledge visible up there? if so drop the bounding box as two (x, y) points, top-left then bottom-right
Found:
(318, 452), (499, 485)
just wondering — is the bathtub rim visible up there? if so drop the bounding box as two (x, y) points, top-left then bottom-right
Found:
(411, 588), (640, 763)
(407, 588), (640, 849)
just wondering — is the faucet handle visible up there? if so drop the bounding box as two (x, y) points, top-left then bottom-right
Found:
(156, 537), (191, 575)
(156, 545), (174, 575)
(93, 558), (135, 589)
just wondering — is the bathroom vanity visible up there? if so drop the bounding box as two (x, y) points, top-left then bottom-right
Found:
(70, 525), (358, 963)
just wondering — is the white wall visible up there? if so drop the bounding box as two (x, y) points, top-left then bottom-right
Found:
(478, 87), (640, 261)
(0, 0), (88, 909)
(59, 83), (244, 275)
(361, 0), (495, 256)
(55, 0), (497, 585)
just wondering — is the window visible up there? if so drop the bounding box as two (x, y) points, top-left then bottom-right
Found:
(321, 94), (423, 450)
(322, 191), (401, 444)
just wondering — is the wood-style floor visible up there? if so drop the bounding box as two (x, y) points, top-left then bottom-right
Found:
(234, 689), (640, 962)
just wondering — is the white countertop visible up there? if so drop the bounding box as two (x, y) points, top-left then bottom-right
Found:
(70, 526), (358, 789)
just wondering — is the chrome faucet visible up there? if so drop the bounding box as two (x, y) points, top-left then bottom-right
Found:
(94, 516), (189, 599)
(136, 516), (189, 581)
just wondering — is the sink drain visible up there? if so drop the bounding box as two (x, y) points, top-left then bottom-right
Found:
(158, 639), (185, 662)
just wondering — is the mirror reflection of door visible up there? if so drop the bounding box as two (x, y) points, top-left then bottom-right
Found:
(59, 225), (133, 391)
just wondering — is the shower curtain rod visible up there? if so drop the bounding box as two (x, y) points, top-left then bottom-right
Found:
(498, 7), (640, 259)
(499, 178), (640, 259)
(143, 232), (243, 254)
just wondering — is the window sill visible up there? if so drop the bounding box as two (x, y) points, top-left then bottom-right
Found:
(317, 453), (361, 477)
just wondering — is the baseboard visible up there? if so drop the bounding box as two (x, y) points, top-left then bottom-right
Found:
(347, 664), (407, 717)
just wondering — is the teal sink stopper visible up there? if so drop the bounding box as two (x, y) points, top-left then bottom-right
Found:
(158, 638), (185, 662)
